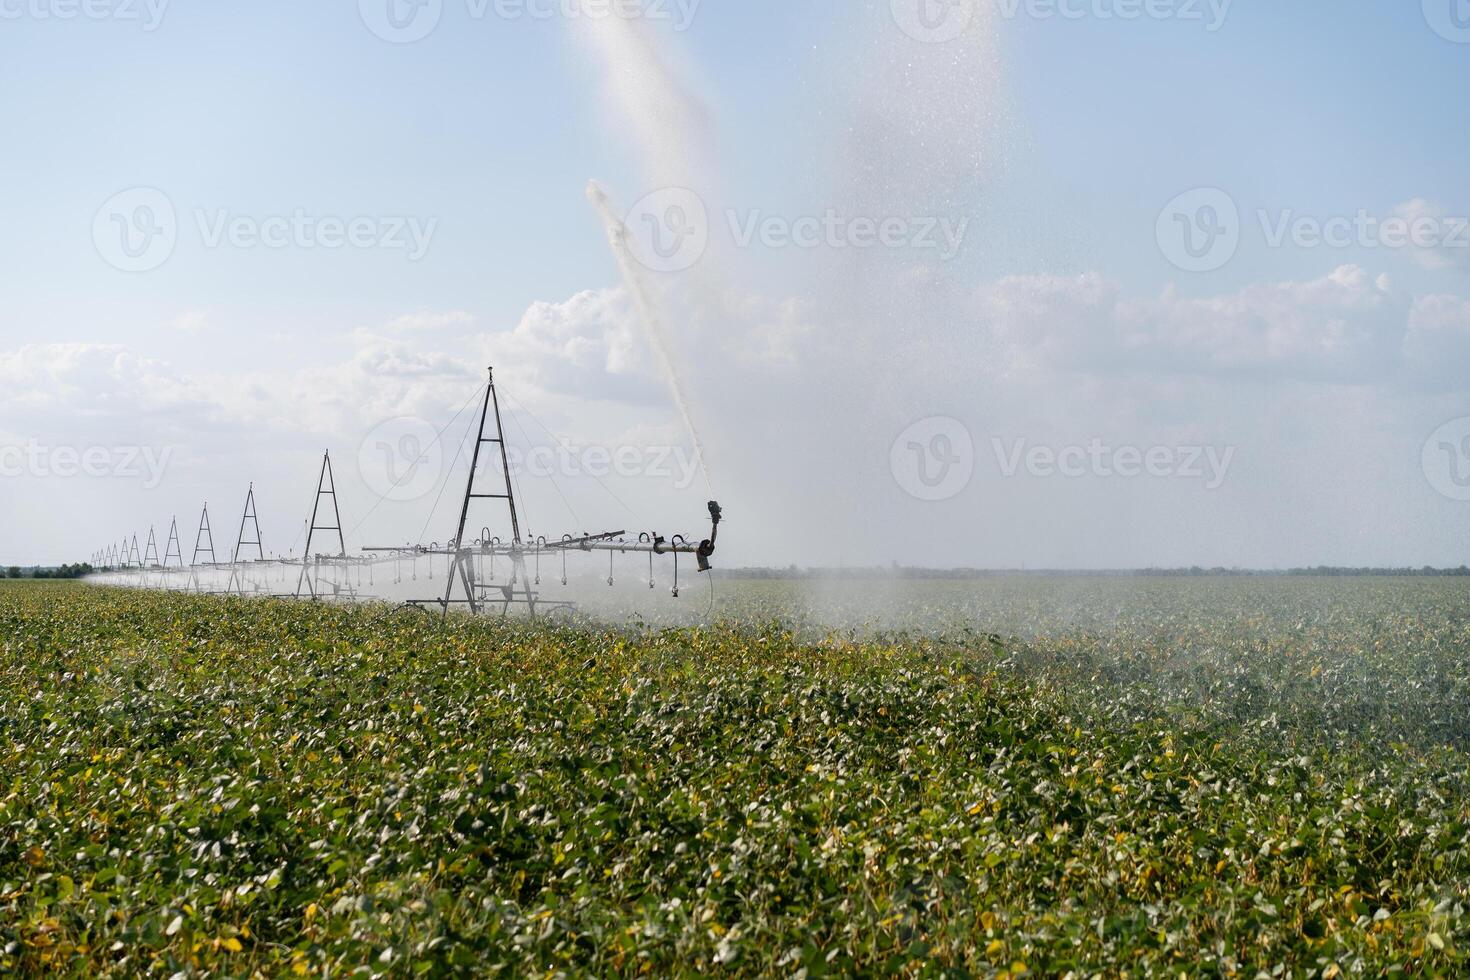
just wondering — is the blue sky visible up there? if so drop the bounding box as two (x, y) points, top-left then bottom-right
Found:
(2, 1), (1468, 568)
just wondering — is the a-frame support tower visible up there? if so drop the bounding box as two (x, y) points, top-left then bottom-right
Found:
(187, 504), (216, 592)
(442, 368), (535, 618)
(296, 451), (348, 599)
(226, 485), (265, 596)
(193, 505), (216, 564)
(163, 518), (183, 567)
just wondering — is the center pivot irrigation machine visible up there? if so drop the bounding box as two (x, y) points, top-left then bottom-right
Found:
(93, 367), (723, 619)
(365, 368), (722, 617)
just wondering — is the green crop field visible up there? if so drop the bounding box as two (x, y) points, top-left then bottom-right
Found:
(2, 578), (1469, 976)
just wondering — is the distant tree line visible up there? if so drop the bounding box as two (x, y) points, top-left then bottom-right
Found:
(1280, 566), (1470, 577)
(715, 565), (1470, 580)
(0, 563), (94, 580)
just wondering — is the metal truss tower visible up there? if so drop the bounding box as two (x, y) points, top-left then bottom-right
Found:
(163, 518), (183, 567)
(296, 451), (348, 599)
(441, 368), (534, 617)
(226, 485), (265, 596)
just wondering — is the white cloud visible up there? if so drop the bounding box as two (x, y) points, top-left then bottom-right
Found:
(0, 343), (213, 423)
(168, 310), (210, 333)
(225, 342), (480, 439)
(6, 267), (1467, 567)
(979, 265), (1413, 385)
(483, 289), (661, 405)
(380, 310), (477, 334)
(703, 291), (819, 372)
(1393, 199), (1470, 274)
(5, 267), (1459, 463)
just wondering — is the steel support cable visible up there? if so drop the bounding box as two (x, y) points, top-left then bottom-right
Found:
(501, 390), (646, 528)
(286, 519), (306, 559)
(504, 403), (577, 532)
(500, 406), (534, 537)
(417, 398), (480, 548)
(346, 382), (487, 540)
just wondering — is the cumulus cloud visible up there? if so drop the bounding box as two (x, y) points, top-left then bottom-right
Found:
(714, 293), (819, 372)
(483, 289), (662, 405)
(379, 311), (477, 334)
(5, 264), (1468, 567)
(1393, 199), (1470, 274)
(168, 310), (210, 333)
(978, 265), (1414, 385)
(226, 342), (480, 439)
(0, 334), (484, 456)
(0, 343), (215, 424)
(0, 294), (674, 456)
(5, 265), (1460, 460)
